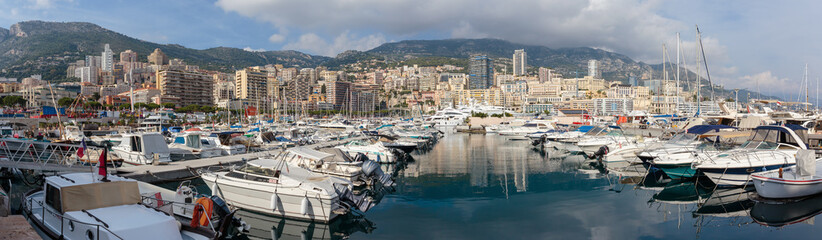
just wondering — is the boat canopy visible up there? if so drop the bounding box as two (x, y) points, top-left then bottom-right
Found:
(288, 147), (334, 161)
(576, 125), (595, 133)
(686, 125), (736, 135)
(46, 174), (140, 214)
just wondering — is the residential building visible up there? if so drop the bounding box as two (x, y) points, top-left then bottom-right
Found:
(120, 50), (137, 63)
(588, 60), (599, 78)
(468, 55), (493, 89)
(326, 80), (352, 110)
(117, 88), (160, 104)
(513, 49), (527, 76)
(101, 44), (114, 72)
(156, 69), (213, 106)
(148, 48), (169, 65)
(235, 67), (275, 108)
(74, 66), (97, 84)
(593, 98), (633, 116)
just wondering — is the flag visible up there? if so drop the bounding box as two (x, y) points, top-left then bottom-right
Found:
(97, 148), (108, 181)
(76, 139), (86, 158)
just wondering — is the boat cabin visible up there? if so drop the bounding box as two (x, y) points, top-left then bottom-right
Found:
(742, 125), (808, 150)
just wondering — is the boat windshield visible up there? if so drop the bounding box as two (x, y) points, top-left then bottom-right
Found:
(666, 133), (697, 146)
(740, 141), (779, 150)
(242, 164), (279, 176)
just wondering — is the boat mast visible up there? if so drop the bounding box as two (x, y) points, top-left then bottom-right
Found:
(695, 26), (701, 116)
(676, 32), (680, 114)
(129, 69), (135, 113)
(696, 25), (714, 102)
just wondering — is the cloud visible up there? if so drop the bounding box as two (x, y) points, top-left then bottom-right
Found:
(28, 0), (70, 9)
(283, 31), (386, 57)
(268, 33), (285, 43)
(243, 46), (265, 52)
(214, 0), (696, 62)
(735, 71), (793, 97)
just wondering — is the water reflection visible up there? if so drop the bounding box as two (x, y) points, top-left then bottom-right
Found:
(750, 193), (822, 227)
(236, 210), (375, 240)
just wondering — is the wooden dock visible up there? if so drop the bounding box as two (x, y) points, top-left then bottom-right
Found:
(117, 136), (368, 183)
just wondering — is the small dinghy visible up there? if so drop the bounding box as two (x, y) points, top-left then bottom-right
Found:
(752, 149), (822, 198)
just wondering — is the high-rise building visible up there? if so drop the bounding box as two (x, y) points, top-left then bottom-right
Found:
(235, 67), (275, 107)
(513, 49), (527, 76)
(120, 50), (137, 63)
(538, 67), (552, 83)
(326, 81), (352, 110)
(588, 60), (599, 78)
(156, 69), (213, 106)
(74, 66), (97, 84)
(148, 48), (169, 65)
(101, 44), (114, 72)
(468, 55), (493, 89)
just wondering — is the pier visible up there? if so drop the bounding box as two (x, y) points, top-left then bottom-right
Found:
(117, 136), (369, 183)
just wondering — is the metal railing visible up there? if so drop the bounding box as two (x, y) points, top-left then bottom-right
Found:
(24, 196), (125, 240)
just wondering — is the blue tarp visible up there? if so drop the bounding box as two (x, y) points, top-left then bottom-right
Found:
(576, 125), (595, 133)
(275, 136), (293, 142)
(760, 124), (807, 131)
(168, 126), (183, 133)
(247, 127), (260, 133)
(230, 125), (243, 129)
(41, 106), (65, 115)
(686, 125), (736, 135)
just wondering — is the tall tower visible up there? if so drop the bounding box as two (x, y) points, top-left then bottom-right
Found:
(101, 44), (114, 72)
(469, 55), (493, 89)
(587, 60), (599, 78)
(513, 49), (527, 76)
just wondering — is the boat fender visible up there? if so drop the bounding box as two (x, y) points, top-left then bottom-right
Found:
(300, 197), (310, 215)
(270, 193), (279, 211)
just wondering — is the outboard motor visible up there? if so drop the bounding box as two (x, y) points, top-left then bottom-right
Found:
(353, 153), (369, 162)
(211, 195), (250, 237)
(587, 145), (609, 160)
(361, 159), (394, 186)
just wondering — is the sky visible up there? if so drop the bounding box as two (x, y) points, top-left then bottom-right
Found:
(0, 0), (819, 99)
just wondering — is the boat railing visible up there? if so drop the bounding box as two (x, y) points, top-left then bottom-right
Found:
(24, 196), (125, 240)
(0, 138), (117, 169)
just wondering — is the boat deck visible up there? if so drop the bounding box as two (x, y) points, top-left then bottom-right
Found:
(117, 136), (369, 183)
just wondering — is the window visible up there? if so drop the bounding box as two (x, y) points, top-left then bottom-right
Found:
(174, 137), (185, 144)
(45, 184), (61, 213)
(131, 136), (142, 152)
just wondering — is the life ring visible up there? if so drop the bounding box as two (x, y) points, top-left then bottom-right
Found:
(190, 197), (213, 227)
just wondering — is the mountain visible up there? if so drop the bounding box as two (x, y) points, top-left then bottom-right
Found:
(0, 21), (329, 80)
(367, 38), (654, 82)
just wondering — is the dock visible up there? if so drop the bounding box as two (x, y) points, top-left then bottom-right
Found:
(117, 136), (369, 183)
(0, 215), (40, 240)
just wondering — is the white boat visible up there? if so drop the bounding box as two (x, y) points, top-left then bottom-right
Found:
(752, 149), (822, 198)
(335, 141), (398, 163)
(206, 131), (247, 155)
(22, 173), (229, 240)
(644, 125), (740, 178)
(112, 132), (172, 165)
(63, 126), (86, 142)
(277, 147), (393, 186)
(168, 131), (223, 159)
(425, 108), (469, 127)
(695, 125), (807, 187)
(139, 115), (171, 128)
(498, 121), (554, 136)
(200, 159), (353, 223)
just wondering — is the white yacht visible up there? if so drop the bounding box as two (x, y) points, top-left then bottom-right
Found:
(22, 173), (228, 240)
(695, 125), (806, 186)
(498, 120), (555, 136)
(139, 115), (171, 129)
(276, 147), (392, 186)
(200, 159), (354, 223)
(112, 132), (172, 165)
(335, 140), (398, 163)
(168, 131), (222, 159)
(207, 131), (247, 155)
(425, 108), (469, 127)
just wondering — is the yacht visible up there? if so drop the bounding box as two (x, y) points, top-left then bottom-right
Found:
(112, 132), (172, 165)
(425, 108), (469, 127)
(276, 147), (393, 186)
(643, 125), (738, 178)
(694, 125), (806, 186)
(335, 140), (399, 163)
(207, 131), (247, 155)
(168, 131), (222, 159)
(200, 158), (355, 223)
(22, 173), (231, 240)
(498, 120), (555, 137)
(139, 115), (171, 129)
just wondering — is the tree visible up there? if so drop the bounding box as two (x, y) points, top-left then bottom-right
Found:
(321, 84), (327, 94)
(84, 101), (102, 109)
(2, 96), (26, 107)
(147, 103), (161, 109)
(162, 103), (175, 109)
(57, 97), (74, 107)
(91, 92), (101, 101)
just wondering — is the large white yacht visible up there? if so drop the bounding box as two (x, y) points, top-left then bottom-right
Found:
(111, 132), (172, 165)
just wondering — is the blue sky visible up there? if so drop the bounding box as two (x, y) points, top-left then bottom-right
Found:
(0, 0), (820, 99)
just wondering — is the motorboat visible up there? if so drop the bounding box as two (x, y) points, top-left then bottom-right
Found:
(752, 149), (822, 198)
(139, 115), (171, 129)
(275, 147), (393, 186)
(112, 132), (172, 165)
(498, 121), (554, 136)
(646, 125), (739, 178)
(200, 159), (355, 223)
(694, 124), (807, 187)
(335, 140), (399, 163)
(168, 131), (223, 159)
(207, 131), (247, 155)
(576, 126), (659, 156)
(22, 173), (233, 240)
(425, 108), (469, 127)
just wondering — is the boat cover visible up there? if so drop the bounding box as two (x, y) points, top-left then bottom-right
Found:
(797, 149), (816, 176)
(61, 181), (141, 213)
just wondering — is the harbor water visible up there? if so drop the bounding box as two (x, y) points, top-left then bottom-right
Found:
(8, 133), (822, 239)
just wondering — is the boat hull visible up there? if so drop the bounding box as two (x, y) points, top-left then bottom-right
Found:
(701, 164), (793, 187)
(752, 176), (822, 198)
(656, 163), (698, 179)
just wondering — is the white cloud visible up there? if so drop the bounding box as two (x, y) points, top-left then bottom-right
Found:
(736, 71), (793, 96)
(268, 33), (285, 43)
(28, 0), (70, 9)
(283, 31), (386, 57)
(243, 47), (266, 52)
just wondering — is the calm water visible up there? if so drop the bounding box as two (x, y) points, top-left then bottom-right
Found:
(9, 133), (822, 239)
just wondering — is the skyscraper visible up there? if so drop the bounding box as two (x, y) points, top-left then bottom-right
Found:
(513, 49), (527, 76)
(538, 67), (552, 83)
(148, 48), (169, 65)
(588, 60), (599, 78)
(101, 44), (114, 72)
(468, 55), (493, 89)
(120, 50), (137, 63)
